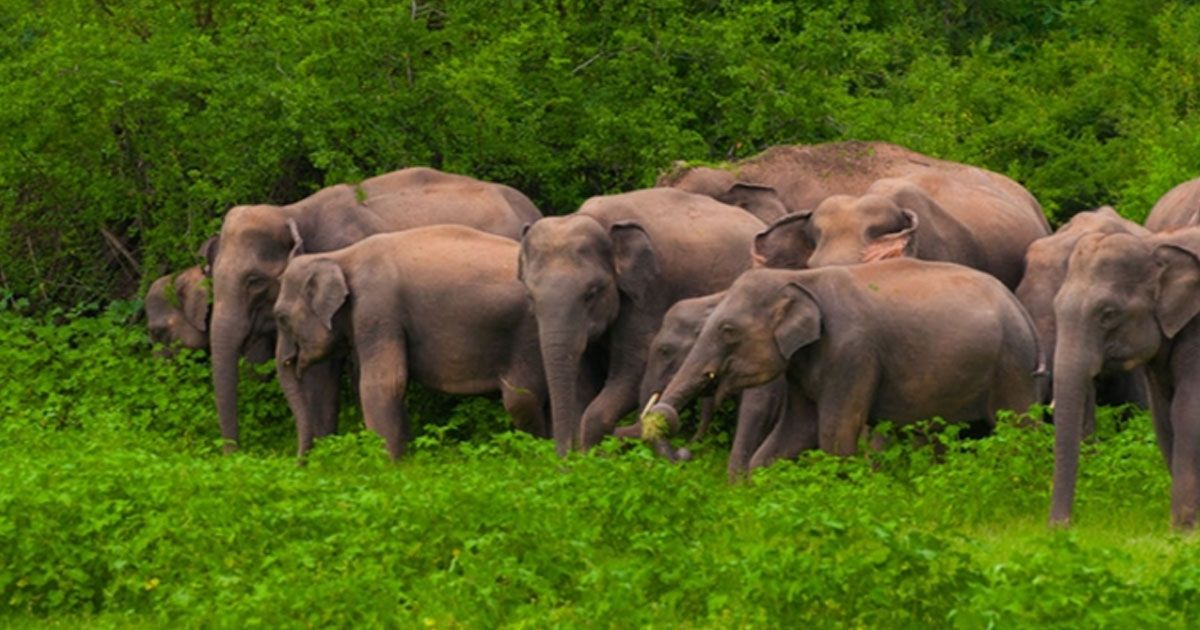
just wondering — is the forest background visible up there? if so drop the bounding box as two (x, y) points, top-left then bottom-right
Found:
(1, 0), (1198, 309)
(3, 1), (1200, 626)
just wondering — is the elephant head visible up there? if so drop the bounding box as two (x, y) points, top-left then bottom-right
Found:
(519, 215), (661, 455)
(209, 205), (304, 447)
(145, 266), (210, 356)
(639, 292), (723, 409)
(1014, 206), (1149, 401)
(643, 270), (818, 438)
(272, 256), (348, 381)
(1049, 231), (1200, 526)
(753, 190), (921, 269)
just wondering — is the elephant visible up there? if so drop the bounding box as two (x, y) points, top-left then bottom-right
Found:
(145, 266), (211, 356)
(1014, 206), (1150, 405)
(273, 225), (548, 458)
(518, 187), (765, 455)
(659, 140), (1045, 230)
(639, 289), (793, 468)
(209, 167), (542, 450)
(1144, 176), (1200, 232)
(751, 176), (1049, 289)
(640, 260), (1039, 474)
(1049, 227), (1200, 530)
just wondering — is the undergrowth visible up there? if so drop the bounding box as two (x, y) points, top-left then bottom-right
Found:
(1, 304), (1197, 627)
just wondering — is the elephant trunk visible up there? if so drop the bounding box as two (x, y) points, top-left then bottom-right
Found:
(210, 305), (250, 452)
(1048, 335), (1101, 526)
(538, 329), (587, 457)
(642, 343), (720, 441)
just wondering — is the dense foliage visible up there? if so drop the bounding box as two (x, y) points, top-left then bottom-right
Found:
(2, 302), (1199, 626)
(2, 0), (1199, 308)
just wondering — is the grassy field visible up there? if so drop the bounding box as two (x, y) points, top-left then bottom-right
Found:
(2, 304), (1198, 627)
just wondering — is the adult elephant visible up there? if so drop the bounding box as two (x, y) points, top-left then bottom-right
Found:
(1144, 176), (1200, 232)
(209, 167), (541, 450)
(750, 176), (1048, 289)
(518, 188), (764, 455)
(1049, 227), (1200, 529)
(273, 226), (548, 458)
(1014, 207), (1149, 404)
(659, 140), (1045, 229)
(640, 261), (1038, 471)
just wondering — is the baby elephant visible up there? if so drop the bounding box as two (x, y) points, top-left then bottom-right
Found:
(273, 225), (547, 458)
(641, 259), (1039, 469)
(145, 266), (210, 355)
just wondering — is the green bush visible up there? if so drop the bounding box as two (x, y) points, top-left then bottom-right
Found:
(1, 305), (1198, 626)
(2, 0), (1199, 309)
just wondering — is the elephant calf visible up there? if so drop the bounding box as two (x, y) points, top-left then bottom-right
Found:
(641, 260), (1040, 471)
(273, 225), (548, 458)
(639, 291), (788, 464)
(145, 266), (210, 355)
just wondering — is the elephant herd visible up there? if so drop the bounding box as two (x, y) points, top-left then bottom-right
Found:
(143, 141), (1200, 530)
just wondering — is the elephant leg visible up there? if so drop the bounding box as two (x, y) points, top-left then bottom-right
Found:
(579, 378), (640, 450)
(1170, 385), (1200, 529)
(357, 339), (410, 459)
(816, 364), (879, 456)
(501, 375), (548, 438)
(729, 379), (786, 479)
(1144, 368), (1174, 470)
(311, 354), (345, 440)
(277, 351), (341, 459)
(692, 397), (716, 442)
(748, 380), (816, 471)
(987, 359), (1039, 429)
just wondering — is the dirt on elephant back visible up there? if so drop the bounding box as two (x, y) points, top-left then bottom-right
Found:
(658, 140), (1043, 221)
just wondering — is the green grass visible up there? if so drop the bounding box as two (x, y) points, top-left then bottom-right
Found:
(2, 305), (1198, 627)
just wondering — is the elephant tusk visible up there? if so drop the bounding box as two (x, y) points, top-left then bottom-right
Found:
(705, 371), (716, 381)
(640, 392), (661, 418)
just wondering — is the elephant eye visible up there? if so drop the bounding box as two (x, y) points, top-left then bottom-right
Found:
(657, 344), (673, 356)
(584, 283), (603, 301)
(1099, 306), (1121, 328)
(720, 322), (740, 342)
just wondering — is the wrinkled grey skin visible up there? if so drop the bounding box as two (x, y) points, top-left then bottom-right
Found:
(145, 266), (211, 356)
(1145, 177), (1200, 232)
(210, 167), (541, 451)
(639, 291), (789, 467)
(752, 176), (1049, 289)
(518, 188), (764, 455)
(1015, 206), (1150, 404)
(1049, 228), (1200, 530)
(273, 226), (548, 458)
(660, 141), (1045, 232)
(640, 293), (724, 439)
(643, 261), (1039, 475)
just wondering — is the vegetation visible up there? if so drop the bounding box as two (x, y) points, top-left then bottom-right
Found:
(1, 0), (1199, 309)
(4, 1), (1200, 625)
(2, 301), (1199, 627)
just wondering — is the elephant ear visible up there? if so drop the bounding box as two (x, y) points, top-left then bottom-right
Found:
(716, 183), (788, 223)
(611, 221), (660, 304)
(773, 281), (822, 358)
(306, 259), (348, 330)
(181, 271), (211, 332)
(1153, 243), (1200, 338)
(198, 236), (219, 276)
(516, 223), (533, 282)
(862, 209), (919, 262)
(286, 218), (305, 260)
(753, 212), (814, 269)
